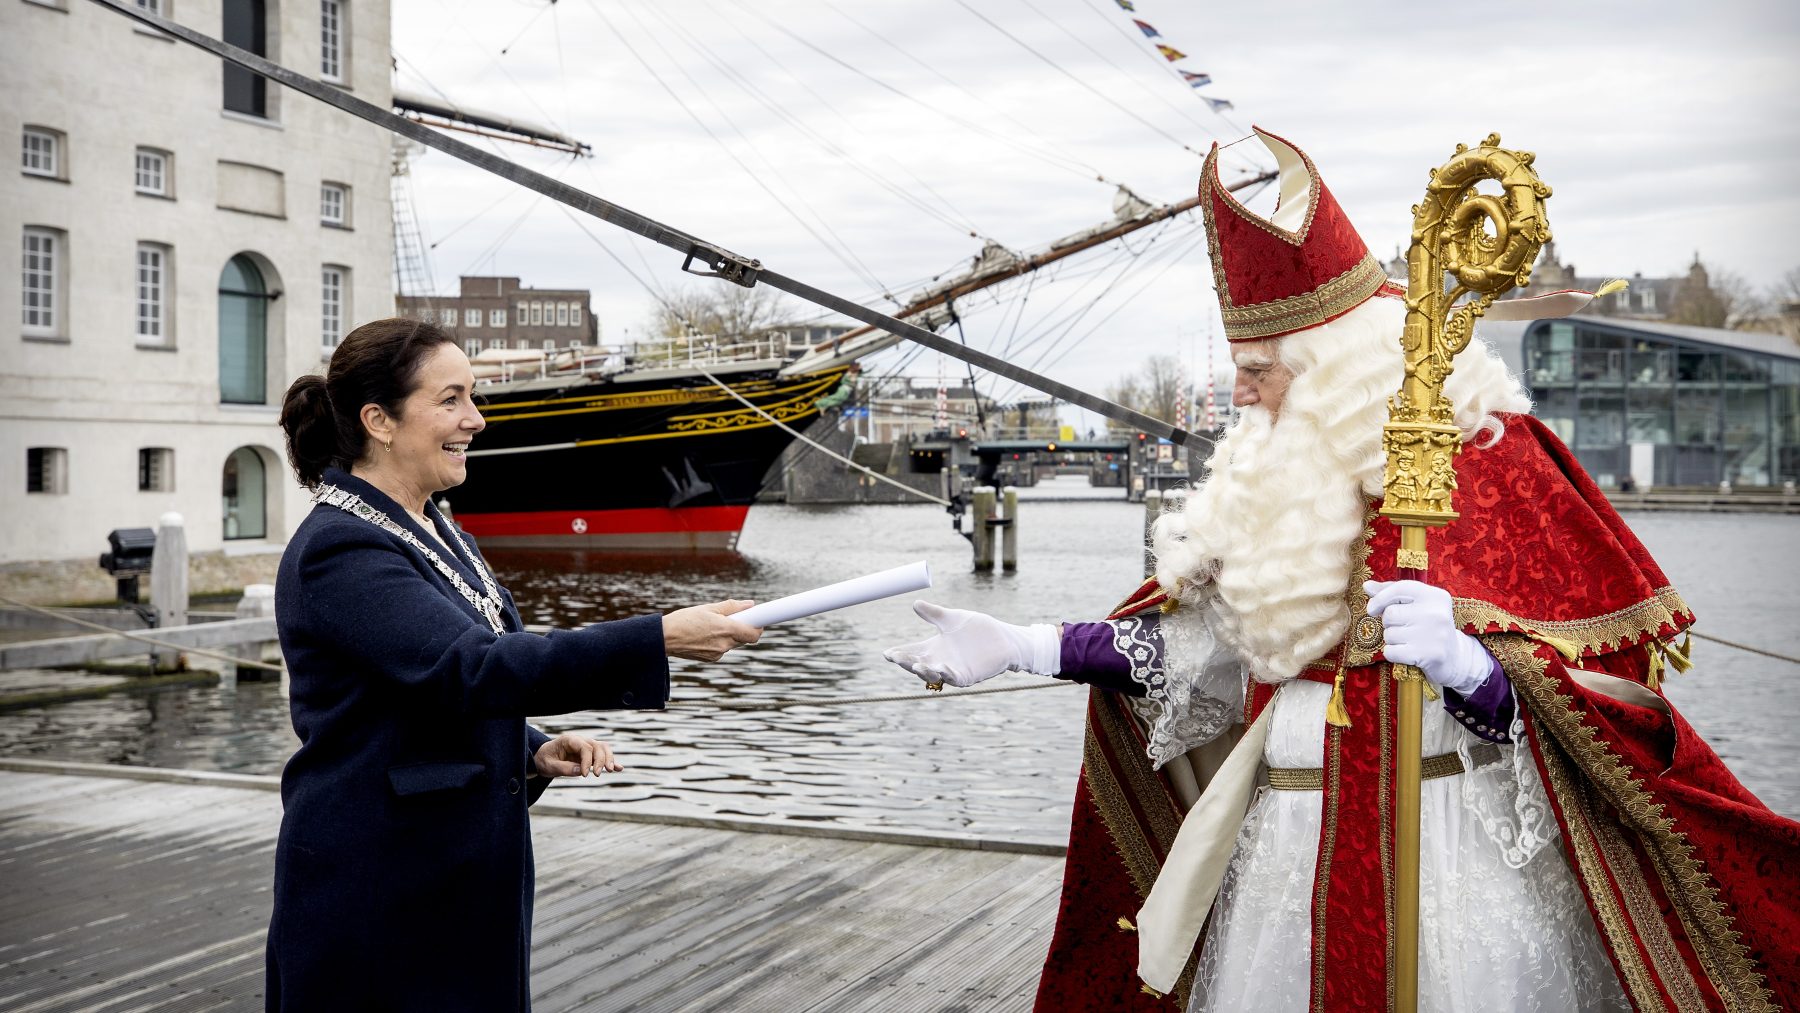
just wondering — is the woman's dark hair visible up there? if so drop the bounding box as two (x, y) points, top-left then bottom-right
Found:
(279, 317), (455, 489)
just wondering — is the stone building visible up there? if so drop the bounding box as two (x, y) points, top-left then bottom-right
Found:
(2, 0), (393, 602)
(397, 275), (598, 354)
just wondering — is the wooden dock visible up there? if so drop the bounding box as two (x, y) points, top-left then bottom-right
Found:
(0, 765), (1065, 1012)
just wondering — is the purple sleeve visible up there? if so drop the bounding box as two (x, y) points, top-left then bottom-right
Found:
(1055, 620), (1150, 697)
(1442, 657), (1513, 744)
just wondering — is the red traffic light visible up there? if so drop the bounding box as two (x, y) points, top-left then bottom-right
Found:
(957, 427), (968, 438)
(1137, 433), (1147, 441)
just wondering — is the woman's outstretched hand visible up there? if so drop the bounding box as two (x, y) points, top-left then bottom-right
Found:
(533, 733), (621, 779)
(662, 600), (763, 662)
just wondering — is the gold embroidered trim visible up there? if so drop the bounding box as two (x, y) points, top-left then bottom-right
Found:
(1084, 697), (1169, 899)
(1310, 724), (1343, 1013)
(1343, 511), (1383, 667)
(1590, 801), (1708, 1010)
(1452, 586), (1692, 658)
(1204, 133), (1323, 247)
(1533, 720), (1668, 1011)
(1267, 748), (1483, 790)
(1496, 636), (1777, 1011)
(1219, 256), (1388, 342)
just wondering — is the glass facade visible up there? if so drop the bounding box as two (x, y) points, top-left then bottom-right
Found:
(1524, 320), (1800, 487)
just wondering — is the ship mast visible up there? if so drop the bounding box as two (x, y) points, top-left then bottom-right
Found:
(782, 170), (1276, 376)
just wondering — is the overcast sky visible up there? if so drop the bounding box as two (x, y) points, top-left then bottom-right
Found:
(391, 0), (1800, 428)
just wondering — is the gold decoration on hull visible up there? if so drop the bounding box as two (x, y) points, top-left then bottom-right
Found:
(1384, 135), (1554, 1013)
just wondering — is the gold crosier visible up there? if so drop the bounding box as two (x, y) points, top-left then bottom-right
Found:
(1383, 134), (1552, 1013)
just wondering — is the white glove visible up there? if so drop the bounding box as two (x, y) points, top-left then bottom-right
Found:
(1363, 579), (1496, 697)
(882, 601), (1061, 689)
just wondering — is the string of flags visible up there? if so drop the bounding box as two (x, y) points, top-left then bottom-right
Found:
(1114, 0), (1235, 112)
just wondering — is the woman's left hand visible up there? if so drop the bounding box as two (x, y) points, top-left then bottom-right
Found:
(533, 733), (622, 779)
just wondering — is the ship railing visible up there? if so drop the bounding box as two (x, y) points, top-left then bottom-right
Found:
(469, 333), (789, 385)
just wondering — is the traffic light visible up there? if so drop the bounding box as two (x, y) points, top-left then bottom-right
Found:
(957, 427), (968, 438)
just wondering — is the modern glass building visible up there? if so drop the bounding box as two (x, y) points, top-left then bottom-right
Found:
(1486, 317), (1800, 489)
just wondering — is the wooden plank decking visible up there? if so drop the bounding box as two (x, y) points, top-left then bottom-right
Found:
(0, 769), (1065, 1012)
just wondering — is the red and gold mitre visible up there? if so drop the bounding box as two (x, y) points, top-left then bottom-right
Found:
(1202, 127), (1390, 342)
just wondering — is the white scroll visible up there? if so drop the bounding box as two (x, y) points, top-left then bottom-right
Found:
(734, 561), (932, 628)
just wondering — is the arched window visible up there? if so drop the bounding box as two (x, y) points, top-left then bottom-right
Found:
(219, 255), (268, 404)
(222, 0), (268, 117)
(222, 447), (267, 540)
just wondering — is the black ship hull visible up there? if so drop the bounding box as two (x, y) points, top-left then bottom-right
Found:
(446, 365), (848, 550)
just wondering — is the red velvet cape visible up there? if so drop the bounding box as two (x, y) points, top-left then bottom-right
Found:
(1031, 415), (1799, 1012)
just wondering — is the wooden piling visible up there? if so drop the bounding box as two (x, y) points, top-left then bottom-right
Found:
(227, 584), (278, 684)
(1001, 489), (1019, 572)
(972, 489), (996, 571)
(150, 512), (188, 672)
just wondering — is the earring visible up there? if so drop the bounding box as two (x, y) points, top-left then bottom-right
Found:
(384, 441), (392, 453)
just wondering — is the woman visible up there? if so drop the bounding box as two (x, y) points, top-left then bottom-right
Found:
(267, 318), (759, 1010)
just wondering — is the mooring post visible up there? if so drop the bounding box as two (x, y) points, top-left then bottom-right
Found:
(226, 584), (278, 685)
(1001, 488), (1019, 572)
(149, 512), (188, 672)
(972, 488), (996, 571)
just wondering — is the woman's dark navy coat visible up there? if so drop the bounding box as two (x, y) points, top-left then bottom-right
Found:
(265, 468), (669, 1011)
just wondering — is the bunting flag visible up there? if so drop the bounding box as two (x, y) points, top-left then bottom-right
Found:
(1111, 1), (1239, 115)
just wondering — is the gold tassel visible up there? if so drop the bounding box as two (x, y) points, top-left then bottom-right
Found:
(1662, 638), (1693, 674)
(1645, 646), (1663, 692)
(1116, 916), (1137, 933)
(1326, 668), (1351, 728)
(1668, 631), (1694, 672)
(1535, 632), (1583, 663)
(1596, 278), (1629, 298)
(1141, 984), (1166, 999)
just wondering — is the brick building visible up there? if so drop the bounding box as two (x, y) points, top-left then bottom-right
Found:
(398, 275), (598, 354)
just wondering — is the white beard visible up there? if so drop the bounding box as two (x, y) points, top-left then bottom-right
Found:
(1151, 297), (1530, 683)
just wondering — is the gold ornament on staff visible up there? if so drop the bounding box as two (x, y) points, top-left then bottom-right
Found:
(1382, 134), (1552, 1013)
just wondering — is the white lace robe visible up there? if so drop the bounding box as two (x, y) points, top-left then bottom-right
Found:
(1109, 612), (1629, 1012)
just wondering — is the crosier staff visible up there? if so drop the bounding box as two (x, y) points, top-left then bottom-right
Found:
(1381, 134), (1553, 1013)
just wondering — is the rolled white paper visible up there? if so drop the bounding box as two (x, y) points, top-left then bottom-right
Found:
(734, 561), (932, 628)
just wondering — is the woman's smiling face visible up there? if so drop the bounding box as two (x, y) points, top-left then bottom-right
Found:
(384, 342), (486, 496)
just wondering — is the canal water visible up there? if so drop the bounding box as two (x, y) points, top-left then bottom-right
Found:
(2, 478), (1795, 844)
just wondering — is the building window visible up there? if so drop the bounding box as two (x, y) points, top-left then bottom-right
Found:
(320, 182), (348, 226)
(554, 302), (567, 326)
(530, 302), (542, 325)
(464, 339), (481, 357)
(22, 227), (64, 339)
(440, 307), (457, 327)
(321, 265), (346, 348)
(542, 338), (555, 351)
(319, 0), (345, 82)
(567, 338), (581, 348)
(464, 308), (480, 327)
(136, 243), (171, 345)
(487, 337), (505, 350)
(222, 446), (266, 539)
(571, 303), (582, 327)
(1642, 287), (1657, 313)
(22, 127), (62, 178)
(138, 448), (174, 492)
(136, 0), (163, 14)
(135, 148), (171, 196)
(218, 254), (269, 404)
(515, 304), (526, 325)
(222, 0), (269, 117)
(489, 308), (505, 327)
(27, 447), (68, 495)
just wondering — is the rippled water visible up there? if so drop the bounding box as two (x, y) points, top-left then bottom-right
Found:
(2, 478), (1795, 842)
